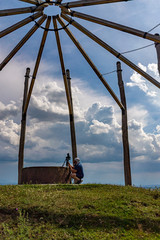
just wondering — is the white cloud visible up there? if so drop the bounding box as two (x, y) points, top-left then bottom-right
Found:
(0, 78), (160, 171)
(126, 62), (159, 98)
(0, 120), (19, 146)
(89, 120), (111, 134)
(128, 105), (149, 127)
(148, 63), (159, 77)
(128, 119), (156, 155)
(0, 101), (19, 120)
(138, 63), (147, 72)
(156, 125), (160, 133)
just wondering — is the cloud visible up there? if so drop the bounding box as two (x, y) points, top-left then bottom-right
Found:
(148, 63), (159, 77)
(29, 95), (69, 122)
(0, 70), (160, 178)
(89, 120), (111, 134)
(0, 120), (19, 146)
(127, 105), (149, 127)
(126, 62), (159, 97)
(0, 101), (19, 120)
(128, 119), (159, 160)
(1, 78), (160, 171)
(85, 103), (115, 124)
(156, 125), (160, 133)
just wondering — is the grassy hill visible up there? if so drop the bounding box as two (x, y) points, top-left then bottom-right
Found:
(0, 184), (160, 239)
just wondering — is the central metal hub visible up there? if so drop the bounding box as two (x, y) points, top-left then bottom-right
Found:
(34, 0), (62, 17)
(43, 4), (61, 16)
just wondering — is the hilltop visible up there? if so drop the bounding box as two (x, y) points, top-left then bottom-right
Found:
(0, 184), (160, 239)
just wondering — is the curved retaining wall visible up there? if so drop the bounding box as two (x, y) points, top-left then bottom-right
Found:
(21, 166), (70, 184)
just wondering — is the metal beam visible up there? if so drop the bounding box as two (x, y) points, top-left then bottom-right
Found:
(18, 67), (30, 184)
(61, 0), (131, 8)
(0, 6), (44, 17)
(0, 15), (47, 71)
(117, 61), (131, 186)
(66, 69), (78, 162)
(63, 9), (160, 44)
(57, 16), (124, 109)
(0, 12), (43, 38)
(19, 0), (53, 6)
(61, 13), (160, 89)
(23, 16), (51, 114)
(52, 17), (73, 114)
(155, 34), (160, 75)
(19, 0), (39, 5)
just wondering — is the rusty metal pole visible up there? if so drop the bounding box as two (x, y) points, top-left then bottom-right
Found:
(18, 68), (30, 184)
(66, 69), (77, 163)
(117, 61), (132, 186)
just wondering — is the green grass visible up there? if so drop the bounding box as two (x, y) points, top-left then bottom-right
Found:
(0, 184), (160, 239)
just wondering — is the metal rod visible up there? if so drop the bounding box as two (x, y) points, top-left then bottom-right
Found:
(19, 0), (40, 5)
(52, 17), (73, 114)
(63, 9), (160, 44)
(66, 69), (78, 162)
(23, 17), (51, 114)
(61, 14), (160, 89)
(0, 15), (47, 71)
(117, 61), (131, 186)
(155, 34), (160, 75)
(0, 12), (43, 38)
(61, 0), (131, 8)
(57, 16), (124, 109)
(18, 67), (30, 184)
(19, 0), (53, 6)
(0, 6), (44, 17)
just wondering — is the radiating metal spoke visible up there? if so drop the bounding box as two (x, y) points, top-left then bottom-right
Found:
(19, 0), (40, 5)
(61, 0), (131, 8)
(0, 12), (43, 38)
(0, 15), (47, 71)
(23, 16), (51, 114)
(19, 0), (53, 6)
(61, 13), (160, 89)
(0, 6), (44, 17)
(62, 9), (160, 44)
(52, 16), (73, 114)
(57, 16), (124, 109)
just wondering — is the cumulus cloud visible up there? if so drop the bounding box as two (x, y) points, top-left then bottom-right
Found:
(127, 105), (149, 127)
(0, 120), (19, 146)
(89, 120), (111, 134)
(29, 94), (69, 122)
(128, 119), (159, 160)
(126, 62), (159, 97)
(0, 101), (19, 120)
(85, 103), (115, 124)
(0, 71), (160, 178)
(148, 63), (159, 77)
(156, 125), (160, 133)
(1, 78), (160, 171)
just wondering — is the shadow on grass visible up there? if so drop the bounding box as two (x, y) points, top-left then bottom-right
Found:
(0, 207), (160, 234)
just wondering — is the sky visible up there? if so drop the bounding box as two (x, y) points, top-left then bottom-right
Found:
(0, 0), (160, 186)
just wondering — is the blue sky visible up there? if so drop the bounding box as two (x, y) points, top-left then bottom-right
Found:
(0, 0), (160, 186)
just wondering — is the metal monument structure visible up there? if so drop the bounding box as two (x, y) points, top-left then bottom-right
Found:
(0, 0), (160, 185)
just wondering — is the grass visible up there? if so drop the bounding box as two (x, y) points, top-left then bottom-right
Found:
(0, 184), (160, 239)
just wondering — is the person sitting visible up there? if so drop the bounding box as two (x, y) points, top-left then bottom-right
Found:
(68, 157), (84, 184)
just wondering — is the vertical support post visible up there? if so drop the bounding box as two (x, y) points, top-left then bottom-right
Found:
(155, 33), (160, 75)
(18, 68), (30, 184)
(66, 69), (77, 162)
(117, 61), (132, 186)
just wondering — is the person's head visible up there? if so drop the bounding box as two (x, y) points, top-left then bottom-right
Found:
(73, 157), (80, 165)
